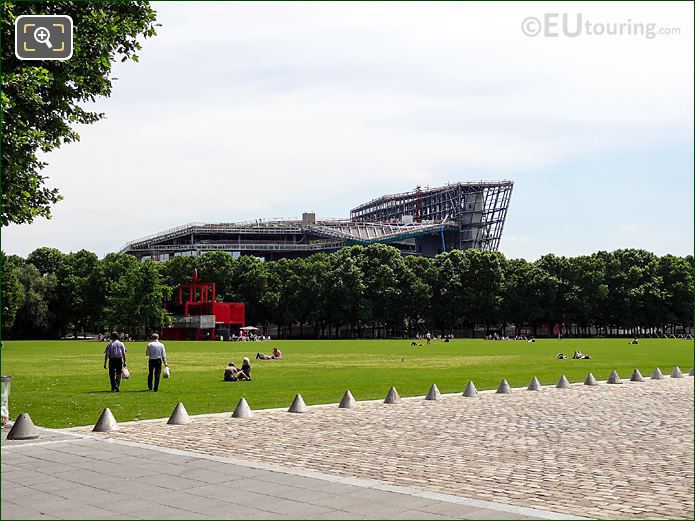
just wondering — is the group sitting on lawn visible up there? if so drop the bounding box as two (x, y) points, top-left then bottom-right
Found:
(556, 350), (592, 360)
(223, 358), (252, 381)
(256, 347), (282, 360)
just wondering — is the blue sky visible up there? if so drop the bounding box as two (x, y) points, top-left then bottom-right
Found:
(4, 2), (693, 260)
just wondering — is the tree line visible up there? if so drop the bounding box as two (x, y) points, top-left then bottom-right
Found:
(1, 245), (692, 339)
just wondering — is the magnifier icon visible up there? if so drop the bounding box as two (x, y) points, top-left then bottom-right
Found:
(33, 26), (53, 49)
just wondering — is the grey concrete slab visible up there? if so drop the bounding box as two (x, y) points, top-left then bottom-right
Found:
(378, 510), (456, 520)
(312, 511), (371, 520)
(419, 501), (532, 519)
(2, 431), (562, 520)
(176, 467), (239, 484)
(1, 504), (60, 520)
(139, 472), (216, 491)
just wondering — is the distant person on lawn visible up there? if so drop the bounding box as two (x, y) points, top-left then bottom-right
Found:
(256, 347), (282, 360)
(145, 333), (168, 392)
(104, 332), (127, 392)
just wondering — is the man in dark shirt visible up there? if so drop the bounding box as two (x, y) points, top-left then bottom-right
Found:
(103, 332), (127, 392)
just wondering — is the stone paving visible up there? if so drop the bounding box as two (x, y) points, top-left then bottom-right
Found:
(2, 431), (546, 519)
(78, 377), (694, 520)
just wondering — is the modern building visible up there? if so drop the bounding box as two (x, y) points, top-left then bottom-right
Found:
(120, 181), (513, 261)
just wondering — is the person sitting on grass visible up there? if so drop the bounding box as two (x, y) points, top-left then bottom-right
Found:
(241, 357), (252, 381)
(224, 362), (239, 381)
(557, 353), (568, 359)
(572, 350), (591, 359)
(256, 347), (282, 360)
(630, 337), (639, 345)
(410, 341), (422, 346)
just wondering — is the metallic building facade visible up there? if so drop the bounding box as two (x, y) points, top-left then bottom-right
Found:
(120, 181), (513, 261)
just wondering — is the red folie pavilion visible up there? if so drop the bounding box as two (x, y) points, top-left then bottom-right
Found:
(161, 270), (245, 341)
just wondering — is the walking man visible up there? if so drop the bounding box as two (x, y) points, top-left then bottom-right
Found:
(145, 333), (168, 392)
(104, 332), (127, 392)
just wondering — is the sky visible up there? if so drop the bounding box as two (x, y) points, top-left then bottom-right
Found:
(4, 1), (693, 260)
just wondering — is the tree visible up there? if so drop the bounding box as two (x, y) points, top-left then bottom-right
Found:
(402, 255), (434, 336)
(197, 252), (236, 300)
(105, 260), (171, 335)
(1, 252), (26, 337)
(324, 248), (365, 338)
(1, 2), (158, 225)
(159, 254), (198, 288)
(466, 250), (504, 333)
(10, 263), (57, 338)
(228, 256), (273, 328)
(26, 247), (65, 275)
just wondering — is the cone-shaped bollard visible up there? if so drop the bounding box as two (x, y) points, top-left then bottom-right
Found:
(556, 375), (571, 389)
(232, 398), (253, 419)
(288, 394), (308, 413)
(384, 386), (402, 404)
(651, 368), (664, 380)
(462, 381), (478, 397)
(496, 379), (511, 394)
(671, 366), (683, 378)
(93, 408), (118, 432)
(690, 368), (694, 377)
(6, 413), (39, 440)
(425, 384), (442, 401)
(630, 369), (644, 382)
(606, 370), (623, 384)
(338, 390), (357, 409)
(527, 377), (541, 391)
(584, 373), (598, 386)
(167, 402), (191, 425)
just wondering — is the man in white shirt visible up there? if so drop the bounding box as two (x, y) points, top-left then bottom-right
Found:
(145, 333), (168, 392)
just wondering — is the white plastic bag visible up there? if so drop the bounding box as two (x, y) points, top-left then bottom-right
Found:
(121, 366), (130, 380)
(163, 366), (170, 379)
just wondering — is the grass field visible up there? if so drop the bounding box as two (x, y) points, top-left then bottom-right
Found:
(2, 338), (693, 428)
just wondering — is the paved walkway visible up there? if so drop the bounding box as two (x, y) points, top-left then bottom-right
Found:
(2, 430), (549, 520)
(3, 375), (693, 519)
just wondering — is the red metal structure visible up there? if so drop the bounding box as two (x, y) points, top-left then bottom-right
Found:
(162, 270), (245, 341)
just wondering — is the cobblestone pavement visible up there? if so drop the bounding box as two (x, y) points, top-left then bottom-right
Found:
(79, 377), (694, 520)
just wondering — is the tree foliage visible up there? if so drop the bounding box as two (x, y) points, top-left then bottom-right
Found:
(1, 246), (693, 339)
(1, 2), (158, 225)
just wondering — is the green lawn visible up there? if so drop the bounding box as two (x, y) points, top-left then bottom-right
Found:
(1, 338), (693, 428)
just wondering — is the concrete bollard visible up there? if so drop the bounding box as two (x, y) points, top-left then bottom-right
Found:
(651, 368), (664, 380)
(630, 369), (644, 382)
(167, 402), (191, 425)
(671, 366), (683, 379)
(425, 384), (442, 401)
(232, 398), (253, 419)
(93, 408), (118, 432)
(288, 394), (308, 413)
(690, 368), (694, 377)
(384, 387), (402, 404)
(338, 390), (357, 409)
(584, 373), (598, 386)
(556, 375), (571, 389)
(496, 379), (511, 394)
(462, 381), (478, 397)
(7, 413), (39, 440)
(527, 377), (541, 391)
(606, 370), (623, 384)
